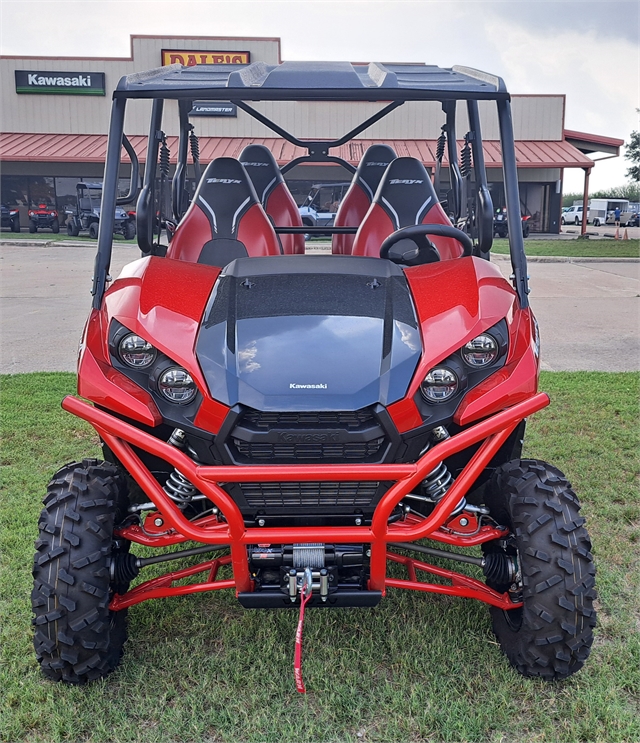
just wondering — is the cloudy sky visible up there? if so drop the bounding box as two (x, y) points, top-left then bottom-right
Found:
(1, 0), (637, 191)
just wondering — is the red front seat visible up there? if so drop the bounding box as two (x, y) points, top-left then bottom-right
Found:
(239, 144), (305, 255)
(332, 144), (396, 255)
(167, 158), (281, 267)
(351, 157), (464, 261)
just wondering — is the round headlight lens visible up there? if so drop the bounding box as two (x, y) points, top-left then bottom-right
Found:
(420, 367), (459, 402)
(118, 333), (157, 368)
(158, 367), (197, 404)
(461, 333), (498, 367)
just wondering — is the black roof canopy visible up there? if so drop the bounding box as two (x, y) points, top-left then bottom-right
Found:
(115, 61), (509, 101)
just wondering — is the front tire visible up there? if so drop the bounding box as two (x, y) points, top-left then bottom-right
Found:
(483, 459), (596, 680)
(123, 221), (136, 240)
(51, 219), (60, 233)
(29, 220), (37, 233)
(32, 459), (130, 684)
(88, 222), (99, 239)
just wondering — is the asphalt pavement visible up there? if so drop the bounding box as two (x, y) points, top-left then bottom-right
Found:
(1, 241), (638, 374)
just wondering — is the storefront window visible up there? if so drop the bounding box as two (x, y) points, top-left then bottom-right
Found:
(55, 178), (81, 225)
(29, 177), (55, 207)
(1, 176), (29, 207)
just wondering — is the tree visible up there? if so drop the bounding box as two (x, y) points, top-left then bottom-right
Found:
(625, 131), (640, 182)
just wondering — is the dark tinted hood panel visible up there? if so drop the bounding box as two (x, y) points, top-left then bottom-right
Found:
(196, 256), (421, 410)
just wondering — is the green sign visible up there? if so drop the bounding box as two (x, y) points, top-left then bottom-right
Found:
(15, 70), (106, 96)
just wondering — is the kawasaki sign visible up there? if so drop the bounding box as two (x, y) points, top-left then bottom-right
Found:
(15, 70), (106, 96)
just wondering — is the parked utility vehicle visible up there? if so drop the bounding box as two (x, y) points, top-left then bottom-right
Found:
(66, 182), (135, 239)
(28, 203), (59, 233)
(1, 204), (20, 232)
(32, 61), (596, 690)
(298, 182), (350, 233)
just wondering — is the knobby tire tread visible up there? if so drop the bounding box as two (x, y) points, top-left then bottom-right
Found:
(31, 458), (129, 684)
(485, 459), (596, 680)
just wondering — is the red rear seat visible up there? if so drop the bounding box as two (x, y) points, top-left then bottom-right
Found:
(332, 144), (396, 255)
(240, 144), (305, 255)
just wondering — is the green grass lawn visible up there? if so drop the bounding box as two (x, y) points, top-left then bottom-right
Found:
(492, 238), (640, 258)
(1, 372), (638, 743)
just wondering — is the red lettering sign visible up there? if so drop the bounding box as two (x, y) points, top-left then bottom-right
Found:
(161, 50), (251, 66)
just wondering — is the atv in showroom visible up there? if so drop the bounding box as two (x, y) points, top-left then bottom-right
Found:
(32, 61), (596, 689)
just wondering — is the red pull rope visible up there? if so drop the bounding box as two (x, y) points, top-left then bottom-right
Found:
(294, 578), (312, 693)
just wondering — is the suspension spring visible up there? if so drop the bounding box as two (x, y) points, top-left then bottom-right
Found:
(159, 135), (171, 179)
(422, 461), (454, 501)
(164, 468), (199, 504)
(163, 428), (202, 507)
(460, 138), (472, 178)
(420, 427), (466, 515)
(435, 128), (446, 161)
(189, 125), (200, 163)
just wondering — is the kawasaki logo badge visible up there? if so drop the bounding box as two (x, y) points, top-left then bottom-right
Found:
(15, 70), (105, 96)
(289, 383), (328, 389)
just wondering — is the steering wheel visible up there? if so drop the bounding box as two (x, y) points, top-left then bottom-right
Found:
(379, 224), (474, 261)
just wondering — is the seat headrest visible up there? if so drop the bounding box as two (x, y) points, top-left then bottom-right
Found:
(354, 144), (397, 200)
(239, 144), (284, 204)
(194, 158), (260, 239)
(374, 157), (437, 229)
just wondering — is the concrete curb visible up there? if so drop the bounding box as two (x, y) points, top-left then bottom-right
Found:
(0, 240), (129, 248)
(492, 254), (639, 263)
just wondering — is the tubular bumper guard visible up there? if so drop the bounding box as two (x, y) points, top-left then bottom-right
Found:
(62, 393), (549, 610)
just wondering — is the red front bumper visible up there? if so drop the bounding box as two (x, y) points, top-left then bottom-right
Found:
(62, 392), (549, 610)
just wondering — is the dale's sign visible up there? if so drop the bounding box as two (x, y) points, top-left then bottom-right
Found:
(161, 50), (250, 66)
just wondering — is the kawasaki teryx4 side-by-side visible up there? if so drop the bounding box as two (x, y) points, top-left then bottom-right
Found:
(32, 61), (596, 690)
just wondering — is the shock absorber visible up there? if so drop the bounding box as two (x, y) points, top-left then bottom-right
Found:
(433, 126), (447, 196)
(460, 135), (472, 179)
(420, 426), (466, 515)
(188, 124), (201, 180)
(163, 428), (201, 508)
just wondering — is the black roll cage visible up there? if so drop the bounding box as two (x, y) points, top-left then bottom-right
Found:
(92, 63), (529, 310)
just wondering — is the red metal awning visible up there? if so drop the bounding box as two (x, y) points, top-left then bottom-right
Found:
(0, 132), (595, 169)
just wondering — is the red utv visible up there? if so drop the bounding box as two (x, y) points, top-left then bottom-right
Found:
(28, 203), (59, 233)
(32, 61), (596, 689)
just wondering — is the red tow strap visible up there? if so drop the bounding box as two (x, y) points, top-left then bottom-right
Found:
(294, 577), (312, 693)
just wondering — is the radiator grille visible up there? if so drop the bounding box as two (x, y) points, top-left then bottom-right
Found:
(239, 481), (380, 508)
(233, 438), (385, 461)
(240, 410), (376, 429)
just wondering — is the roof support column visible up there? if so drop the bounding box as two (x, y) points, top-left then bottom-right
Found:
(581, 167), (591, 236)
(92, 96), (126, 309)
(497, 98), (529, 308)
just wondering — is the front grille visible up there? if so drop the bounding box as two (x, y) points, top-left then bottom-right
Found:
(233, 438), (385, 461)
(239, 481), (380, 508)
(241, 410), (376, 429)
(227, 406), (389, 465)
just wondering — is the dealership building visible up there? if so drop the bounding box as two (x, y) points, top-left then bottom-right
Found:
(0, 35), (623, 233)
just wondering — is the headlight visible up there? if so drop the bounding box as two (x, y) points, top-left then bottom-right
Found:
(28, 211), (35, 217)
(118, 333), (157, 368)
(532, 317), (540, 359)
(461, 333), (498, 367)
(159, 367), (197, 404)
(420, 367), (459, 402)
